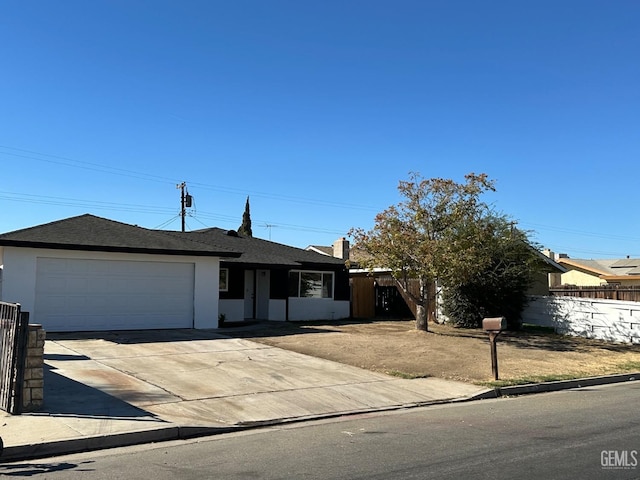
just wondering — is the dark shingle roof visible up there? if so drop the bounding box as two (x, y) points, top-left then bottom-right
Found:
(0, 214), (345, 269)
(179, 228), (346, 268)
(0, 214), (241, 257)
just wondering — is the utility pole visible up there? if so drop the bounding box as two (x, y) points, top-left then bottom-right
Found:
(176, 182), (192, 232)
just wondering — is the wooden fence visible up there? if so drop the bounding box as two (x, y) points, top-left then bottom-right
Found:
(550, 285), (640, 302)
(351, 277), (376, 318)
(351, 274), (437, 321)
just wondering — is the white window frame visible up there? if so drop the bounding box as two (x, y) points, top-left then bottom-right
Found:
(219, 268), (229, 292)
(289, 270), (334, 299)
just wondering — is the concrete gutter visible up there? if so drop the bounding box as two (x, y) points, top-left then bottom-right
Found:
(467, 372), (640, 400)
(3, 373), (639, 463)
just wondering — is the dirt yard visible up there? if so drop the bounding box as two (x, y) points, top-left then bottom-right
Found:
(228, 319), (640, 385)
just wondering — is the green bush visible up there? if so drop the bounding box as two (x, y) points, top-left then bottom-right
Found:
(441, 222), (543, 330)
(441, 276), (529, 329)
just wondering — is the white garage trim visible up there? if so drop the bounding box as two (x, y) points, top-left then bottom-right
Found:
(35, 257), (195, 332)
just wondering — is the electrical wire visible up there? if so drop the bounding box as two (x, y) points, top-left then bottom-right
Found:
(154, 215), (181, 230)
(1, 144), (636, 255)
(0, 145), (377, 212)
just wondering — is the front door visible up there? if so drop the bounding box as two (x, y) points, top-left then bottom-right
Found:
(256, 269), (270, 320)
(244, 270), (255, 319)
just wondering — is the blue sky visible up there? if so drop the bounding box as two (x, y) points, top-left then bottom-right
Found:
(1, 1), (639, 258)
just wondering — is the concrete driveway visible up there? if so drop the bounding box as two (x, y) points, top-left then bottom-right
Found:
(45, 328), (486, 427)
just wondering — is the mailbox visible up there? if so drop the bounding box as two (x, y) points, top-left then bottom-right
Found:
(482, 316), (507, 332)
(483, 316), (506, 380)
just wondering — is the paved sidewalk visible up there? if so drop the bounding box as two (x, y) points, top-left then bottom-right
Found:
(0, 329), (488, 462)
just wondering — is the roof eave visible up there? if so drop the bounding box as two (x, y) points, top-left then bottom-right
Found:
(599, 275), (640, 281)
(0, 240), (241, 258)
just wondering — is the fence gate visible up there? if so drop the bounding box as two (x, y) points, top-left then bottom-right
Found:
(0, 302), (30, 414)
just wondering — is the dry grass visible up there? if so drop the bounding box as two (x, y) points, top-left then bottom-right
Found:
(228, 319), (640, 386)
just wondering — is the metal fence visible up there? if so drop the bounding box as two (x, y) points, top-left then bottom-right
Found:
(0, 302), (30, 414)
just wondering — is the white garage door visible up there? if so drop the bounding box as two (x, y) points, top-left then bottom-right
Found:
(35, 258), (195, 332)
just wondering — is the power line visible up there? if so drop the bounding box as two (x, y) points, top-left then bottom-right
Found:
(1, 145), (637, 253)
(0, 189), (347, 236)
(0, 146), (176, 185)
(0, 145), (378, 212)
(0, 189), (633, 252)
(154, 215), (181, 230)
(0, 190), (175, 215)
(521, 221), (640, 243)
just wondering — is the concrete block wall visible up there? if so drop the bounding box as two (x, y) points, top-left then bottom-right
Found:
(22, 324), (45, 412)
(523, 296), (640, 344)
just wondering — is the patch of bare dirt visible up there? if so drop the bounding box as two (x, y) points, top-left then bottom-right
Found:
(227, 319), (640, 384)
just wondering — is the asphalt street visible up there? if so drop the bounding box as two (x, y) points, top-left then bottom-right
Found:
(2, 381), (638, 479)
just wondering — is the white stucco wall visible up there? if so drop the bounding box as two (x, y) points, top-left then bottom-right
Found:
(219, 298), (348, 323)
(0, 246), (220, 329)
(218, 299), (244, 322)
(192, 255), (220, 329)
(288, 298), (350, 321)
(1, 247), (37, 313)
(269, 299), (287, 321)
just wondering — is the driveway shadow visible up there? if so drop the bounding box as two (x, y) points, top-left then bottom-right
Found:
(41, 364), (163, 421)
(219, 320), (368, 339)
(45, 321), (363, 344)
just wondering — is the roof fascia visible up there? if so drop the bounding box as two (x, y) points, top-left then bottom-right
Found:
(0, 240), (241, 258)
(599, 275), (640, 281)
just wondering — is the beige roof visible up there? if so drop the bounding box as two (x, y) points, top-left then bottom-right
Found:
(558, 257), (640, 278)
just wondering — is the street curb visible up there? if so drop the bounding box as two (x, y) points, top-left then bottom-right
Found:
(2, 373), (638, 463)
(0, 427), (178, 463)
(0, 425), (247, 463)
(466, 372), (640, 400)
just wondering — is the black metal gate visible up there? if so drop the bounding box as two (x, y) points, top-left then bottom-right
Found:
(0, 302), (30, 414)
(374, 285), (413, 318)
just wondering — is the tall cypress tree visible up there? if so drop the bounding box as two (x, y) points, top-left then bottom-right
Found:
(238, 196), (253, 237)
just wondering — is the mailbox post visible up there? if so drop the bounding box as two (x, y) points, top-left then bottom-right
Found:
(482, 316), (507, 380)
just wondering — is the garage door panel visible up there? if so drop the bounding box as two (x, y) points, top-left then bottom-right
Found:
(88, 277), (109, 293)
(35, 258), (195, 332)
(36, 275), (68, 294)
(67, 277), (90, 292)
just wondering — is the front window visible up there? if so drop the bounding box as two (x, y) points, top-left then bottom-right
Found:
(219, 268), (229, 292)
(288, 271), (333, 298)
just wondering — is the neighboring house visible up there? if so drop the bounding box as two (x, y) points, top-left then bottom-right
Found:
(310, 241), (567, 320)
(532, 249), (568, 294)
(554, 256), (640, 286)
(0, 214), (350, 332)
(306, 237), (350, 262)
